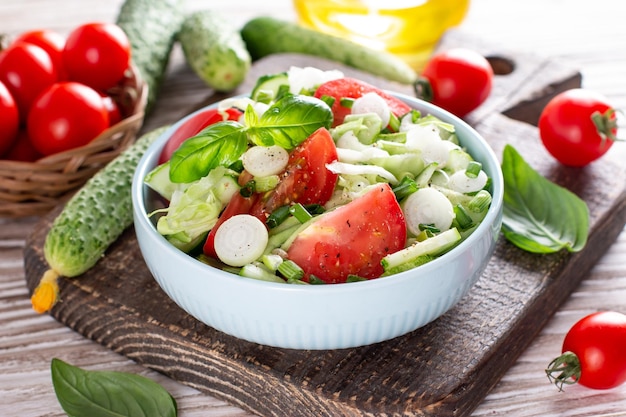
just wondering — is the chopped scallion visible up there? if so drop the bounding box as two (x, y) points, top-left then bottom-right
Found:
(454, 204), (475, 230)
(392, 176), (418, 200)
(465, 161), (483, 178)
(239, 180), (255, 197)
(254, 174), (280, 192)
(468, 190), (492, 213)
(340, 97), (354, 108)
(278, 259), (304, 281)
(419, 223), (440, 234)
(289, 203), (313, 223)
(266, 205), (291, 229)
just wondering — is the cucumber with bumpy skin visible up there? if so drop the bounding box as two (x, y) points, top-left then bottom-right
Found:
(241, 16), (417, 85)
(31, 126), (169, 314)
(116, 0), (184, 112)
(178, 10), (251, 92)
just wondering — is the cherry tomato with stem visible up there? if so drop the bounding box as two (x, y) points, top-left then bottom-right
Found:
(416, 48), (493, 118)
(0, 80), (19, 157)
(538, 88), (621, 167)
(546, 311), (626, 390)
(27, 82), (109, 156)
(0, 42), (58, 122)
(63, 22), (131, 91)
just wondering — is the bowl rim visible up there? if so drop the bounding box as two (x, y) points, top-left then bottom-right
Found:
(132, 91), (504, 294)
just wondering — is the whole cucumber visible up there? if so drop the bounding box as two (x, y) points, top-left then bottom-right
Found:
(116, 0), (185, 112)
(178, 10), (251, 91)
(241, 16), (417, 85)
(31, 126), (169, 314)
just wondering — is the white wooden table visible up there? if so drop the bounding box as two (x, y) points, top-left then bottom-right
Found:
(2, 1), (626, 416)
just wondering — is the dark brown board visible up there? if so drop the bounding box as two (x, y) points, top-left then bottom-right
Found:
(23, 31), (626, 417)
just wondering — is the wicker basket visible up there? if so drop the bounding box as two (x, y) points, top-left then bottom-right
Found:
(0, 65), (148, 218)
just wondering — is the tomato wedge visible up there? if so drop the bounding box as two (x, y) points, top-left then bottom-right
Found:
(286, 183), (407, 283)
(158, 107), (243, 164)
(203, 127), (339, 258)
(249, 127), (338, 220)
(314, 77), (411, 127)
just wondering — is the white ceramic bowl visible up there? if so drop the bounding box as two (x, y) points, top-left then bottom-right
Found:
(132, 93), (504, 350)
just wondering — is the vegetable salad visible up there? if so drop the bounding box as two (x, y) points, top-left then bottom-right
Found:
(144, 67), (493, 284)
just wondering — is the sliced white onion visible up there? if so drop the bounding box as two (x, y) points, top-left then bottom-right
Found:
(405, 125), (450, 166)
(242, 145), (289, 177)
(351, 92), (391, 127)
(326, 161), (398, 183)
(402, 187), (455, 235)
(214, 214), (268, 267)
(287, 66), (344, 94)
(336, 147), (389, 164)
(447, 169), (489, 194)
(336, 131), (370, 151)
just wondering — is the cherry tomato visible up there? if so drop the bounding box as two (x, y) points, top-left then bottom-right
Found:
(63, 22), (131, 91)
(0, 80), (19, 157)
(538, 88), (618, 167)
(314, 77), (412, 127)
(418, 48), (493, 117)
(27, 82), (109, 156)
(546, 311), (626, 390)
(158, 107), (243, 165)
(287, 183), (406, 283)
(101, 94), (122, 127)
(13, 29), (67, 80)
(3, 129), (43, 162)
(0, 42), (58, 122)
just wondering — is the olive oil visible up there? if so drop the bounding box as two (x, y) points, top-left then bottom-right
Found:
(292, 0), (470, 70)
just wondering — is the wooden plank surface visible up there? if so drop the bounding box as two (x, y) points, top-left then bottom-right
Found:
(3, 1), (626, 417)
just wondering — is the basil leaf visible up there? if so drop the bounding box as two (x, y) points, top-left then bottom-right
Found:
(51, 358), (177, 417)
(169, 121), (247, 183)
(247, 94), (332, 149)
(501, 144), (589, 253)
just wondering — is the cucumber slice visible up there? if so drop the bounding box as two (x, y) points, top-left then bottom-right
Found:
(250, 72), (289, 102)
(381, 228), (462, 273)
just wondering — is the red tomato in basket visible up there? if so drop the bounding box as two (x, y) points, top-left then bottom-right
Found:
(0, 42), (58, 122)
(27, 82), (109, 156)
(158, 107), (243, 165)
(203, 127), (339, 259)
(101, 94), (122, 127)
(287, 183), (407, 283)
(13, 29), (67, 80)
(63, 22), (131, 91)
(419, 48), (493, 117)
(4, 129), (43, 162)
(0, 81), (19, 157)
(314, 77), (412, 127)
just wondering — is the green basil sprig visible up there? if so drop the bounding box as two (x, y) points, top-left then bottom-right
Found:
(170, 94), (332, 183)
(169, 121), (246, 183)
(501, 144), (589, 253)
(51, 358), (177, 417)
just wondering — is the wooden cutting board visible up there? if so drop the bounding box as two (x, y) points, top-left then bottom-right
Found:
(23, 31), (626, 417)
